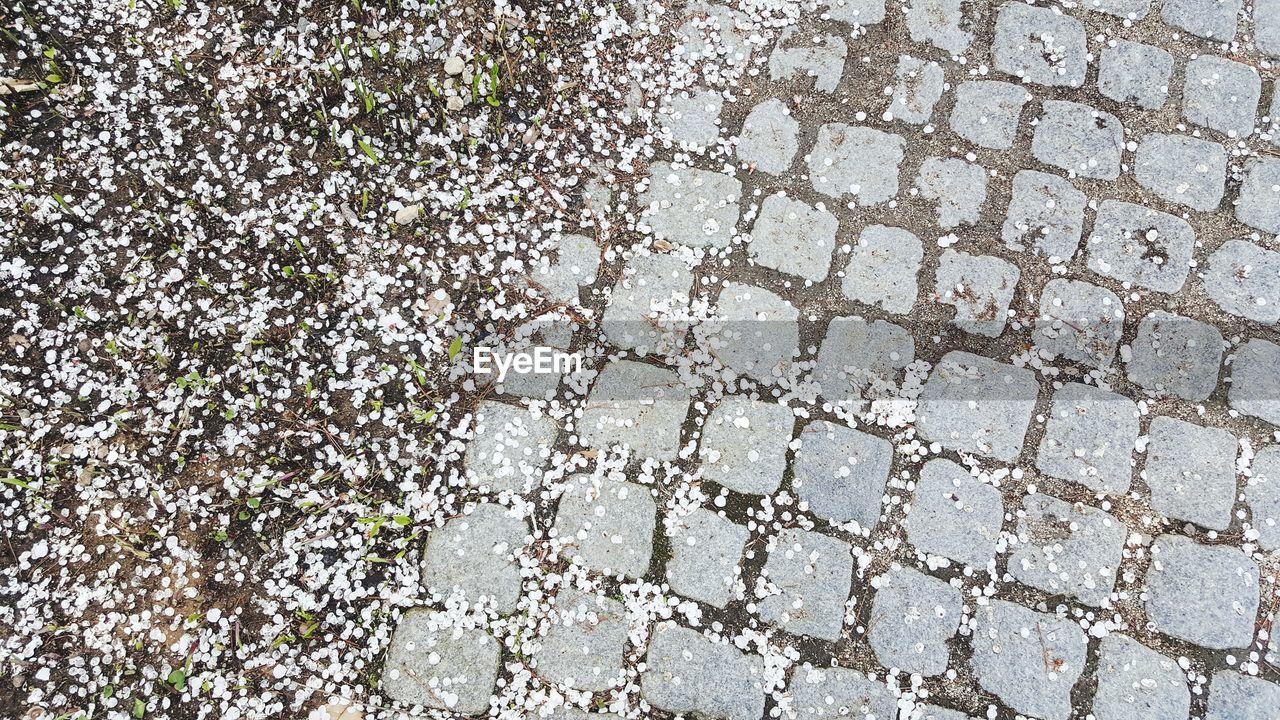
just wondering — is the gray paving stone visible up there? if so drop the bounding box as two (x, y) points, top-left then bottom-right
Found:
(1134, 133), (1227, 211)
(1270, 90), (1280, 145)
(993, 4), (1087, 88)
(1271, 610), (1280, 666)
(786, 665), (897, 718)
(666, 508), (748, 607)
(908, 706), (979, 720)
(1083, 0), (1153, 18)
(1183, 56), (1261, 138)
(1206, 671), (1280, 720)
(1146, 534), (1259, 650)
(535, 589), (627, 691)
(814, 317), (915, 404)
(641, 623), (765, 720)
(1032, 100), (1124, 180)
(527, 233), (599, 305)
(749, 193), (837, 282)
(949, 80), (1028, 150)
(825, 0), (886, 25)
(890, 55), (945, 125)
(1086, 201), (1195, 294)
(1098, 40), (1172, 109)
(422, 503), (528, 613)
(602, 251), (692, 355)
(916, 157), (988, 228)
(383, 611), (500, 715)
(1161, 0), (1241, 41)
(1037, 383), (1138, 494)
(700, 396), (793, 496)
(737, 99), (800, 176)
(867, 566), (962, 675)
(759, 528), (853, 641)
(769, 28), (846, 93)
(1228, 338), (1280, 426)
(1246, 445), (1280, 552)
(970, 600), (1087, 720)
(1002, 170), (1087, 260)
(793, 420), (893, 528)
(808, 124), (906, 205)
(465, 401), (559, 494)
(711, 282), (799, 382)
(1091, 635), (1190, 720)
(676, 3), (753, 72)
(1260, 0), (1280, 56)
(492, 320), (575, 400)
(904, 458), (1004, 568)
(663, 88), (722, 147)
(640, 162), (740, 249)
(906, 0), (972, 54)
(1204, 239), (1280, 323)
(1009, 494), (1126, 606)
(934, 250), (1019, 337)
(1235, 157), (1280, 233)
(1035, 279), (1125, 369)
(916, 351), (1039, 462)
(581, 361), (689, 461)
(843, 224), (922, 314)
(554, 475), (656, 579)
(1126, 311), (1224, 401)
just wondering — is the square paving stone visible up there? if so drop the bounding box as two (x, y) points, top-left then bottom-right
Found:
(1162, 0), (1241, 41)
(641, 623), (765, 720)
(904, 458), (1005, 568)
(1235, 157), (1280, 233)
(934, 250), (1019, 338)
(1091, 635), (1190, 720)
(526, 233), (600, 305)
(970, 600), (1087, 720)
(889, 55), (945, 125)
(993, 4), (1087, 88)
(666, 508), (748, 607)
(758, 528), (853, 641)
(676, 3), (753, 72)
(1002, 170), (1086, 260)
(383, 611), (500, 715)
(1204, 239), (1280, 323)
(867, 566), (963, 675)
(465, 401), (559, 494)
(1245, 445), (1280, 551)
(534, 589), (627, 691)
(825, 0), (886, 25)
(749, 193), (837, 282)
(699, 396), (793, 496)
(814, 317), (915, 405)
(1134, 133), (1227, 211)
(1032, 100), (1124, 180)
(909, 706), (980, 720)
(1146, 534), (1259, 649)
(793, 420), (893, 528)
(1261, 0), (1280, 55)
(711, 282), (799, 383)
(843, 224), (922, 314)
(1035, 279), (1125, 369)
(602, 251), (693, 355)
(1098, 40), (1172, 109)
(1085, 201), (1195, 294)
(640, 162), (741, 249)
(916, 157), (989, 228)
(1009, 494), (1126, 606)
(786, 665), (897, 718)
(1037, 383), (1138, 494)
(422, 503), (529, 613)
(949, 80), (1028, 150)
(1183, 56), (1261, 138)
(906, 0), (972, 54)
(554, 475), (656, 579)
(916, 351), (1039, 462)
(1083, 0), (1153, 18)
(1126, 312), (1224, 401)
(737, 99), (800, 175)
(769, 29), (847, 93)
(580, 360), (690, 461)
(1229, 338), (1280, 425)
(1206, 671), (1280, 720)
(662, 88), (722, 147)
(492, 320), (575, 400)
(808, 124), (906, 205)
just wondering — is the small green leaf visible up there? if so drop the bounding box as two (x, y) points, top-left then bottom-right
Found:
(356, 139), (379, 164)
(392, 515), (411, 526)
(167, 668), (186, 691)
(246, 497), (260, 509)
(133, 699), (146, 718)
(448, 336), (462, 361)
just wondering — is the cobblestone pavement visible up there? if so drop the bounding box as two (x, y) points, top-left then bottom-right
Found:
(383, 2), (1280, 718)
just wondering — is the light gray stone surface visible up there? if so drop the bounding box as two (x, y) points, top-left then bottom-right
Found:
(580, 361), (689, 461)
(905, 458), (1004, 568)
(527, 233), (599, 305)
(758, 527), (853, 641)
(970, 601), (1087, 720)
(749, 193), (837, 282)
(1009, 494), (1126, 606)
(786, 665), (897, 718)
(465, 401), (558, 493)
(737, 99), (800, 175)
(640, 162), (740, 248)
(1126, 311), (1224, 401)
(383, 612), (500, 715)
(554, 475), (656, 579)
(1228, 338), (1280, 426)
(889, 55), (945, 125)
(808, 123), (905, 205)
(813, 317), (914, 404)
(665, 508), (748, 607)
(793, 419), (893, 527)
(535, 589), (627, 691)
(1182, 56), (1261, 138)
(993, 4), (1087, 87)
(1037, 383), (1138, 494)
(711, 282), (799, 382)
(843, 224), (922, 314)
(867, 566), (963, 675)
(1086, 201), (1195, 294)
(1161, 0), (1241, 39)
(602, 251), (692, 355)
(1098, 40), (1171, 109)
(1203, 239), (1280, 323)
(1146, 535), (1259, 649)
(1002, 169), (1086, 260)
(1246, 445), (1280, 552)
(641, 623), (765, 720)
(769, 28), (847, 93)
(934, 250), (1018, 337)
(916, 351), (1038, 462)
(1133, 133), (1226, 211)
(1206, 671), (1280, 720)
(1091, 635), (1189, 720)
(1260, 0), (1280, 56)
(1032, 100), (1123, 179)
(949, 80), (1027, 150)
(1035, 278), (1125, 368)
(1084, 0), (1153, 19)
(1145, 416), (1238, 531)
(1235, 157), (1280, 233)
(699, 396), (794, 496)
(908, 706), (979, 720)
(916, 157), (988, 228)
(825, 0), (886, 25)
(422, 503), (528, 613)
(662, 88), (722, 147)
(906, 0), (971, 53)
